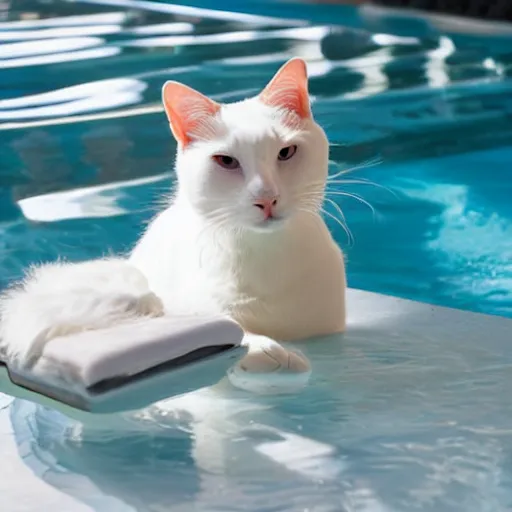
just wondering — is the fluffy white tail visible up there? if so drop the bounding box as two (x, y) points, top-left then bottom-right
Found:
(0, 258), (163, 368)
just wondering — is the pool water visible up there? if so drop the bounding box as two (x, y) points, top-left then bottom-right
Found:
(1, 1), (512, 511)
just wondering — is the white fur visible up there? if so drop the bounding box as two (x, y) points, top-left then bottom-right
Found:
(131, 97), (346, 339)
(0, 259), (163, 367)
(0, 73), (346, 388)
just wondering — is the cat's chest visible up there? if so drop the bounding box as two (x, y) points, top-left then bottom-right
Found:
(215, 246), (346, 340)
(229, 257), (346, 340)
(131, 209), (346, 338)
(156, 244), (299, 315)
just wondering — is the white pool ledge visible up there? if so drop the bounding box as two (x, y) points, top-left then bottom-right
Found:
(1, 288), (511, 511)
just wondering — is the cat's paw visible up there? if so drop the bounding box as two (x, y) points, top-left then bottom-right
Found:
(111, 292), (164, 318)
(24, 324), (84, 369)
(21, 293), (164, 369)
(135, 292), (164, 317)
(227, 335), (311, 394)
(239, 338), (310, 374)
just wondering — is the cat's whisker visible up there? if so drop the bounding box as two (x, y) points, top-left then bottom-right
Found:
(295, 190), (324, 200)
(298, 202), (322, 216)
(300, 205), (353, 246)
(202, 214), (233, 234)
(326, 178), (397, 198)
(193, 206), (235, 239)
(293, 186), (326, 201)
(203, 204), (233, 222)
(295, 194), (325, 206)
(297, 193), (354, 246)
(298, 206), (321, 218)
(297, 187), (355, 244)
(204, 211), (231, 224)
(326, 191), (376, 218)
(327, 157), (382, 181)
(322, 198), (354, 246)
(323, 196), (349, 226)
(296, 197), (325, 213)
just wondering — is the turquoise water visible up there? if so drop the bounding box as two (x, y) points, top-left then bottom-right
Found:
(2, 0), (512, 316)
(2, 1), (512, 511)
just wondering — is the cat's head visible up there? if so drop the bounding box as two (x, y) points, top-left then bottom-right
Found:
(162, 58), (329, 233)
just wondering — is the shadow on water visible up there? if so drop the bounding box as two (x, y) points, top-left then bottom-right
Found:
(2, 0), (512, 510)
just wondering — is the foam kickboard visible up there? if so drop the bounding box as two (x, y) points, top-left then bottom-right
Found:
(0, 315), (245, 414)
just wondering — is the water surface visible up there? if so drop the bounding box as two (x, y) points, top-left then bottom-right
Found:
(1, 1), (512, 510)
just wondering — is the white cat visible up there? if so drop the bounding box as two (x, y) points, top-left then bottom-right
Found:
(0, 58), (346, 390)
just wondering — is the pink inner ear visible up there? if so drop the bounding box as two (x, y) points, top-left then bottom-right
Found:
(259, 58), (311, 119)
(162, 81), (220, 147)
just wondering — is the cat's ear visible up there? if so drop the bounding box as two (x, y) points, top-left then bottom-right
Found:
(162, 81), (220, 147)
(259, 58), (311, 119)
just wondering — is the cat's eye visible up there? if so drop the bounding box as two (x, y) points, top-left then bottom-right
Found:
(212, 154), (240, 170)
(278, 145), (297, 161)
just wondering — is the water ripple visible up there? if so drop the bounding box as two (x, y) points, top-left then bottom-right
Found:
(2, 2), (512, 511)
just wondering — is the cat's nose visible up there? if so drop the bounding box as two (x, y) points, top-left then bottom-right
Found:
(253, 196), (278, 220)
